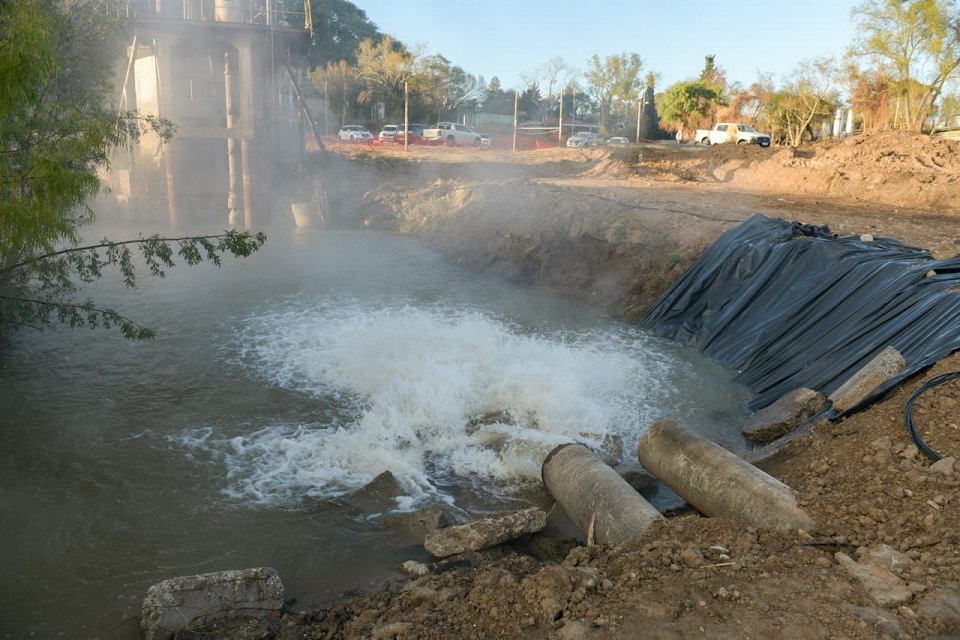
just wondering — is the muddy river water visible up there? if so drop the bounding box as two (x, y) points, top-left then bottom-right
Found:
(0, 227), (751, 637)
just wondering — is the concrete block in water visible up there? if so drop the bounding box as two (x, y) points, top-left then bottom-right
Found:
(140, 567), (284, 640)
(828, 345), (906, 414)
(637, 419), (815, 533)
(424, 506), (546, 557)
(740, 387), (826, 443)
(542, 443), (663, 545)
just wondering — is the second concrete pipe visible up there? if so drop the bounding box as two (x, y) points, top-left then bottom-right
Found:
(637, 419), (815, 533)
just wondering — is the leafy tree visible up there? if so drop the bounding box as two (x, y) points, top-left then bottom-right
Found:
(559, 80), (589, 124)
(584, 53), (644, 135)
(483, 76), (513, 115)
(306, 0), (382, 68)
(766, 57), (841, 146)
(0, 0), (266, 341)
(413, 54), (485, 123)
(937, 91), (960, 128)
(518, 85), (544, 122)
(659, 81), (722, 136)
(639, 73), (663, 141)
(847, 63), (894, 131)
(722, 73), (774, 128)
(354, 35), (420, 123)
(699, 54), (727, 94)
(852, 0), (960, 131)
(308, 59), (360, 129)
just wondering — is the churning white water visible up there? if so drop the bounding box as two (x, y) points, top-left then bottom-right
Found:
(181, 300), (700, 509)
(0, 227), (750, 637)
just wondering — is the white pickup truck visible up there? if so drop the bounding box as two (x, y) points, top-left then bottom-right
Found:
(423, 122), (482, 147)
(695, 123), (771, 147)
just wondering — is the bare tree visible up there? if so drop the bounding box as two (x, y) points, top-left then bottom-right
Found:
(520, 57), (578, 124)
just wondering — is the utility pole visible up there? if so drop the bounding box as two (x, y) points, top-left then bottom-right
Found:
(513, 91), (519, 151)
(636, 94), (643, 143)
(558, 89), (564, 147)
(404, 80), (409, 151)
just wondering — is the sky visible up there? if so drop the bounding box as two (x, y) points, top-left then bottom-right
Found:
(355, 0), (864, 91)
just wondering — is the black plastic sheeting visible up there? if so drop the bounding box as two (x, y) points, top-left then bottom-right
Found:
(639, 214), (960, 413)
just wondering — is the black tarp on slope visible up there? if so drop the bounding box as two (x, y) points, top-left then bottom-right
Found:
(638, 214), (960, 413)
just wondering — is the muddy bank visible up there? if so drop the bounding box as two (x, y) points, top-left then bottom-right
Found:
(263, 133), (960, 639)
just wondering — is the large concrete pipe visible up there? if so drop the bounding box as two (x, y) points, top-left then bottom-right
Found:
(637, 419), (815, 533)
(542, 443), (662, 545)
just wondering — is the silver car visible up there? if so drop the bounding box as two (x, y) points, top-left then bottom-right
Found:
(338, 125), (373, 143)
(378, 125), (398, 143)
(566, 132), (604, 148)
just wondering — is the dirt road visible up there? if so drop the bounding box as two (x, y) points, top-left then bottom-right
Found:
(268, 131), (960, 639)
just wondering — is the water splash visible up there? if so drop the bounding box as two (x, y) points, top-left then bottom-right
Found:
(179, 298), (740, 508)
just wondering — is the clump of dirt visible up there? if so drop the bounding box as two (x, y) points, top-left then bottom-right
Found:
(279, 135), (960, 638)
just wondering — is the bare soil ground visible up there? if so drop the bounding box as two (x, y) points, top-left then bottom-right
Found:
(267, 132), (960, 639)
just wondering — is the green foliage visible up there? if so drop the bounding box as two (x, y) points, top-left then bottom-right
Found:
(1, 231), (267, 340)
(699, 55), (726, 92)
(354, 35), (419, 119)
(483, 76), (513, 116)
(413, 54), (485, 123)
(308, 59), (359, 128)
(306, 0), (382, 68)
(0, 0), (265, 341)
(659, 81), (721, 132)
(766, 57), (841, 146)
(585, 53), (644, 134)
(852, 0), (960, 130)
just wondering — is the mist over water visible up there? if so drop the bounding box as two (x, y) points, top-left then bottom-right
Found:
(0, 227), (750, 637)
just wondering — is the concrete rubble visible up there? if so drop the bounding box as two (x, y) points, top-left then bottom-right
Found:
(140, 567), (283, 640)
(740, 387), (826, 443)
(424, 506), (547, 557)
(829, 345), (906, 414)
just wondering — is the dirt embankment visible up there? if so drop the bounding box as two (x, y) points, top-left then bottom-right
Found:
(270, 131), (960, 639)
(318, 131), (960, 321)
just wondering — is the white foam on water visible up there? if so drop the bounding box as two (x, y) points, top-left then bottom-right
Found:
(182, 298), (712, 508)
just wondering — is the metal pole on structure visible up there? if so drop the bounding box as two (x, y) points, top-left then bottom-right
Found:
(404, 80), (409, 151)
(636, 95), (643, 143)
(225, 51), (241, 226)
(513, 91), (519, 151)
(558, 89), (564, 147)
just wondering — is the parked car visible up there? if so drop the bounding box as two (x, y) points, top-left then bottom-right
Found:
(607, 136), (630, 145)
(566, 132), (604, 148)
(378, 124), (398, 143)
(338, 125), (373, 143)
(695, 123), (771, 147)
(395, 123), (425, 144)
(423, 122), (482, 146)
(479, 133), (492, 148)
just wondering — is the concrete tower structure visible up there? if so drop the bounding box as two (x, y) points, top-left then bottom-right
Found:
(111, 1), (313, 228)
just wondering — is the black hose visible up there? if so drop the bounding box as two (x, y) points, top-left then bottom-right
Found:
(903, 371), (960, 461)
